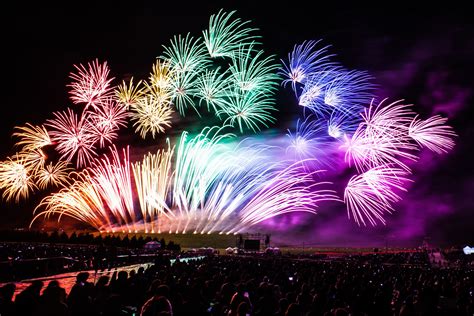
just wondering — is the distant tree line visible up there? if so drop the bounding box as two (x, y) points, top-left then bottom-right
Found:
(0, 230), (181, 251)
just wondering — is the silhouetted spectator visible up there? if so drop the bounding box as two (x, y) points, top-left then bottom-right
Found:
(35, 280), (69, 316)
(15, 280), (43, 316)
(67, 272), (92, 316)
(0, 283), (16, 316)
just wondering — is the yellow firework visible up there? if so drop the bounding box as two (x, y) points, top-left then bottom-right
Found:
(132, 142), (175, 233)
(36, 160), (72, 189)
(17, 149), (47, 172)
(0, 154), (36, 202)
(13, 123), (51, 151)
(115, 77), (144, 109)
(129, 94), (174, 139)
(142, 81), (173, 106)
(149, 59), (174, 90)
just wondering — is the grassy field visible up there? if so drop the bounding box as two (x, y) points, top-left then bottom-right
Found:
(91, 232), (418, 255)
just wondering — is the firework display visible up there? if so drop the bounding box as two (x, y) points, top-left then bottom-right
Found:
(1, 10), (458, 234)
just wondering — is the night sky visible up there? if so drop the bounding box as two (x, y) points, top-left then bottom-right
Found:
(5, 2), (474, 247)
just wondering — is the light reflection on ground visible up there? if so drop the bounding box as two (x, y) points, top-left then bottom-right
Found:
(1, 256), (204, 299)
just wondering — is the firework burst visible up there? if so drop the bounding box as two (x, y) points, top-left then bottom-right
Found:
(0, 154), (36, 202)
(68, 59), (115, 109)
(203, 9), (260, 58)
(36, 160), (72, 190)
(115, 78), (144, 109)
(280, 40), (335, 93)
(45, 108), (97, 167)
(86, 99), (128, 148)
(218, 92), (276, 133)
(409, 114), (457, 154)
(229, 45), (280, 94)
(13, 123), (52, 151)
(129, 94), (174, 139)
(344, 164), (411, 226)
(286, 116), (328, 163)
(162, 33), (210, 74)
(342, 99), (419, 172)
(195, 67), (231, 114)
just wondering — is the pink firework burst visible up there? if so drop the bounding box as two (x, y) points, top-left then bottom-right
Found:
(343, 99), (419, 172)
(409, 114), (457, 154)
(86, 99), (129, 148)
(344, 164), (411, 226)
(68, 59), (115, 109)
(45, 108), (97, 168)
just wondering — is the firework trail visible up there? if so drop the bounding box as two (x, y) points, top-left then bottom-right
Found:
(33, 147), (135, 232)
(32, 171), (111, 231)
(132, 142), (174, 233)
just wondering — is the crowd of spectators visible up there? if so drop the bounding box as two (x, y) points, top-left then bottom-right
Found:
(442, 248), (474, 268)
(0, 250), (472, 316)
(0, 233), (181, 281)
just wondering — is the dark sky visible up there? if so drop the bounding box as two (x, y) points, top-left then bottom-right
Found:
(5, 2), (474, 246)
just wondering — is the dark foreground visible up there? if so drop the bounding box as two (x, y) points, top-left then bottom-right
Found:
(0, 250), (473, 316)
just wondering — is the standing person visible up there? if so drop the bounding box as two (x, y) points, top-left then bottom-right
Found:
(68, 272), (93, 316)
